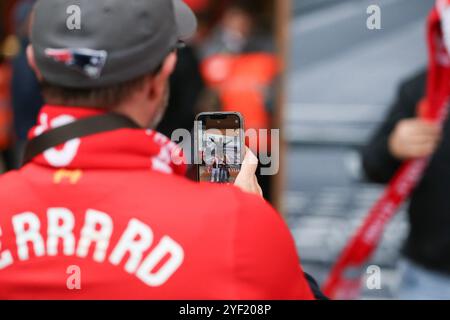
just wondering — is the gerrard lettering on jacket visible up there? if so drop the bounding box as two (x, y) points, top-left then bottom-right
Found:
(0, 208), (184, 287)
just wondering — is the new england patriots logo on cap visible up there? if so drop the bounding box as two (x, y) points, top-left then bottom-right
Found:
(45, 48), (108, 79)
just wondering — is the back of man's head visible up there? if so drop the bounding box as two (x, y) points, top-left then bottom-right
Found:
(28, 0), (197, 111)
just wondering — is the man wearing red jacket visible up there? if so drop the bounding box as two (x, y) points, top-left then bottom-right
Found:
(0, 0), (315, 299)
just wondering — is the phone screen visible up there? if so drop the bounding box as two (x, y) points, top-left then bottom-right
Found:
(196, 113), (244, 184)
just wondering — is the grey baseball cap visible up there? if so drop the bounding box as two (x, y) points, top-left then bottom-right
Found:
(31, 0), (197, 88)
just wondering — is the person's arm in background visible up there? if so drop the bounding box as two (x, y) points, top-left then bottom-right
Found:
(231, 190), (315, 300)
(362, 70), (428, 183)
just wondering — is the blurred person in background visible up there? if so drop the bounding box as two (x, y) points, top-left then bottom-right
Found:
(199, 0), (273, 57)
(363, 1), (450, 299)
(199, 0), (278, 201)
(7, 0), (44, 169)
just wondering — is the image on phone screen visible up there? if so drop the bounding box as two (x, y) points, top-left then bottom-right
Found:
(196, 113), (244, 184)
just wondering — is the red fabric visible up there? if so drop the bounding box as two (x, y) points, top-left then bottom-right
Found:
(323, 3), (450, 299)
(184, 0), (209, 12)
(0, 105), (313, 300)
(425, 5), (450, 120)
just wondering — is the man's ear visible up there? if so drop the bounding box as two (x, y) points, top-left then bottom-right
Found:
(158, 52), (178, 80)
(26, 45), (43, 80)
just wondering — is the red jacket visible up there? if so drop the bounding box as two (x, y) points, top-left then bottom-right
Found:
(0, 105), (314, 300)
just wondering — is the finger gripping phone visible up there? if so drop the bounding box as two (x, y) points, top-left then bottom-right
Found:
(194, 112), (245, 183)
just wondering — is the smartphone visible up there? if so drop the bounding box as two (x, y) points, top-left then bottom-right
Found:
(195, 112), (245, 184)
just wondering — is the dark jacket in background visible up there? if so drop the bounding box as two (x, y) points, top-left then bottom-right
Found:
(11, 38), (44, 141)
(157, 46), (204, 137)
(362, 70), (450, 275)
(11, 0), (43, 142)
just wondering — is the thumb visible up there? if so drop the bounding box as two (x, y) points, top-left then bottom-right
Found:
(240, 148), (259, 177)
(234, 148), (262, 197)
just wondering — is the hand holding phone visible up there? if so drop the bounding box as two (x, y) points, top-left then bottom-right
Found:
(195, 112), (262, 196)
(195, 112), (244, 184)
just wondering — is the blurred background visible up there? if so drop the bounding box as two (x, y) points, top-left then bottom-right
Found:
(286, 0), (434, 299)
(0, 0), (437, 299)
